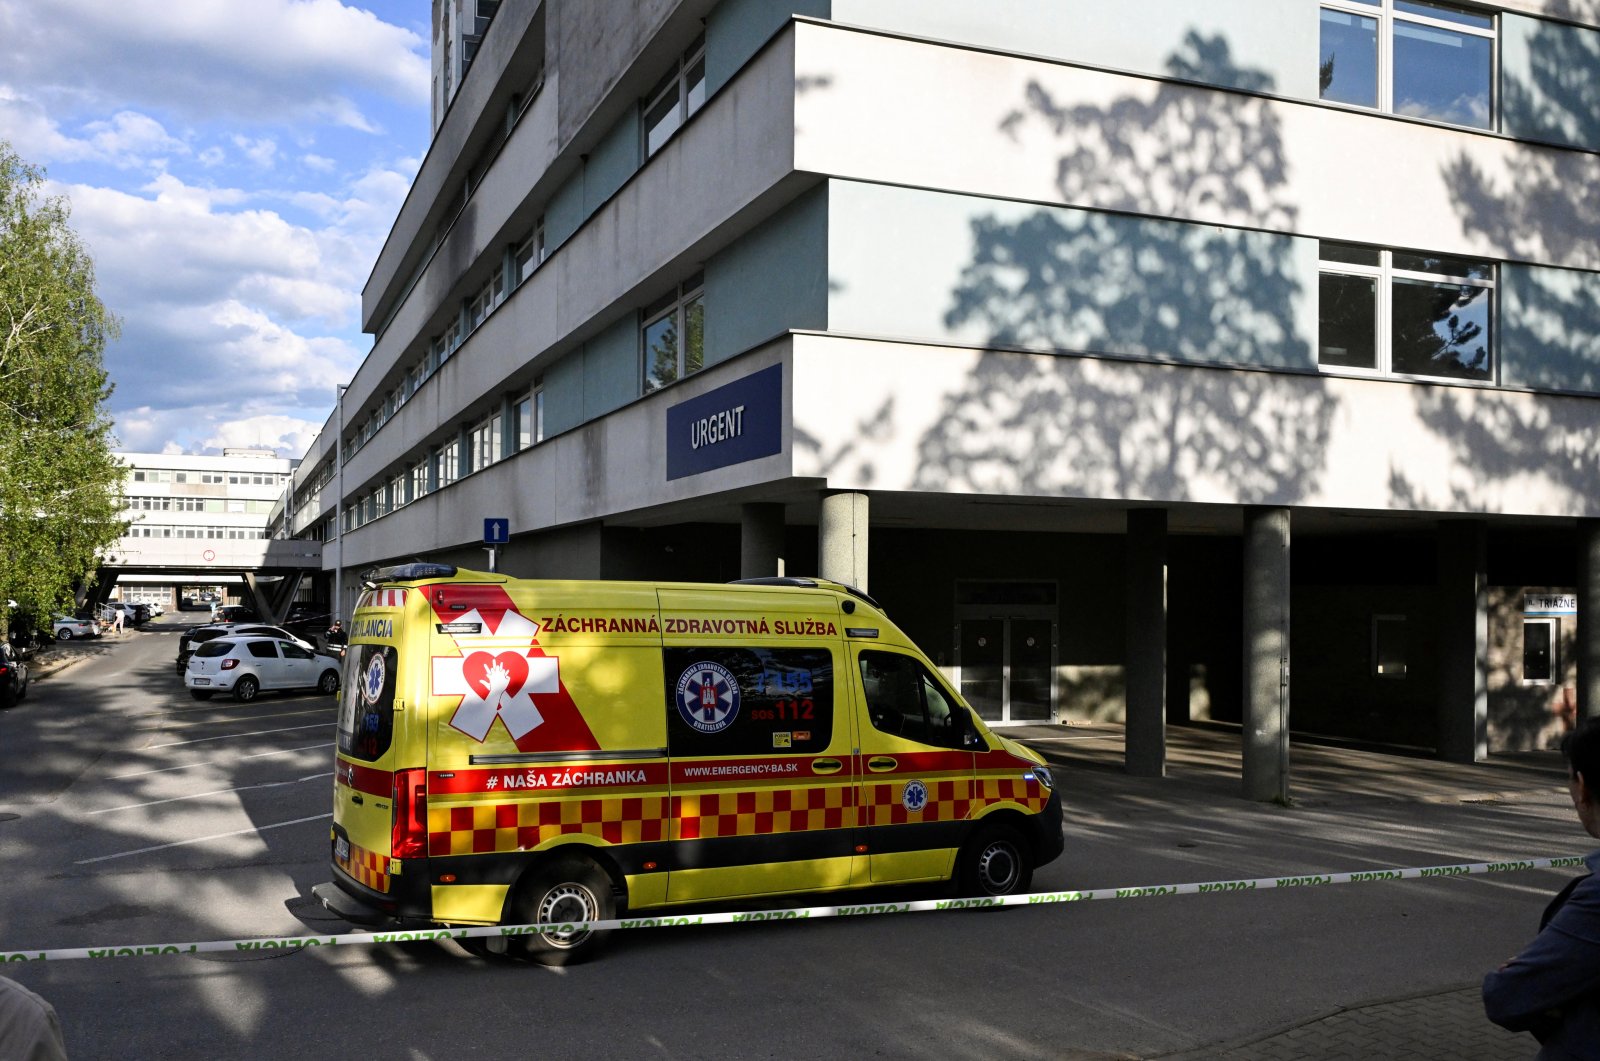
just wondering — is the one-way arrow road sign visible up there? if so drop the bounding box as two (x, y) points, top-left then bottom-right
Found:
(483, 518), (509, 545)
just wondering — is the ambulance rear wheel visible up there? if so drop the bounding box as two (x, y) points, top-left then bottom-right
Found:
(510, 858), (614, 967)
(957, 823), (1033, 897)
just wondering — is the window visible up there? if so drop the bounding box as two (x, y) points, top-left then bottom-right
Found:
(469, 412), (502, 472)
(515, 382), (544, 450)
(1319, 1), (1494, 128)
(338, 646), (398, 761)
(1524, 619), (1557, 684)
(663, 647), (834, 757)
(438, 440), (460, 487)
(514, 217), (546, 286)
(410, 460), (430, 501)
(642, 273), (705, 393)
(858, 651), (972, 750)
(1372, 615), (1408, 677)
(1318, 242), (1493, 381)
(643, 33), (707, 157)
(246, 641), (279, 659)
(389, 472), (406, 510)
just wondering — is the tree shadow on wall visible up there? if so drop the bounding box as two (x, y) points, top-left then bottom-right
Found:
(1419, 21), (1600, 512)
(914, 34), (1336, 505)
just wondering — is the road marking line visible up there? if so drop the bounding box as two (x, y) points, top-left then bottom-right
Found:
(136, 707), (331, 731)
(107, 744), (335, 780)
(148, 723), (334, 749)
(73, 813), (333, 865)
(88, 773), (334, 815)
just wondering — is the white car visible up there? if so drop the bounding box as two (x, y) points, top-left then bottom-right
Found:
(51, 615), (99, 640)
(184, 635), (343, 703)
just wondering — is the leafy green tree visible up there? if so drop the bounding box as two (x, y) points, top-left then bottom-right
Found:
(0, 141), (126, 633)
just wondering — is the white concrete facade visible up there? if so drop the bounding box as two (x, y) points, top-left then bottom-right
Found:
(284, 1), (1600, 761)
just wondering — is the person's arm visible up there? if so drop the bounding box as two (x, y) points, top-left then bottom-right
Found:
(1484, 874), (1600, 1034)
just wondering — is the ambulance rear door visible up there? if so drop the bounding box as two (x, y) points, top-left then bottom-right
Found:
(331, 588), (413, 898)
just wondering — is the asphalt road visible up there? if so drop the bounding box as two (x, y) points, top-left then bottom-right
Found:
(0, 619), (1581, 1059)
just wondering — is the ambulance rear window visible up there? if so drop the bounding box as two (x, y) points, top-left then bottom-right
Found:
(338, 645), (398, 761)
(665, 647), (834, 757)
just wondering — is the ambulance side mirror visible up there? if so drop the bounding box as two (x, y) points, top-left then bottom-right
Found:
(961, 714), (984, 749)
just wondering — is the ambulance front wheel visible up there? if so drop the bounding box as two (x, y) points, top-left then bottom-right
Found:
(957, 822), (1033, 897)
(510, 857), (615, 967)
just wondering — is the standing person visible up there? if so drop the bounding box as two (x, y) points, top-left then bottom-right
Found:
(324, 619), (347, 656)
(1483, 716), (1600, 1058)
(0, 974), (68, 1060)
(110, 606), (122, 636)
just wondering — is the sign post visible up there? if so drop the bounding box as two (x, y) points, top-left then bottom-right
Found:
(483, 518), (509, 573)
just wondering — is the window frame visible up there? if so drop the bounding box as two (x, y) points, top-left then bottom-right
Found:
(641, 273), (706, 394)
(1319, 0), (1497, 129)
(1317, 241), (1495, 383)
(1522, 618), (1558, 685)
(642, 33), (707, 159)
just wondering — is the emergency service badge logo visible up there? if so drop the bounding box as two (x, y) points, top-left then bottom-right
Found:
(676, 662), (741, 734)
(902, 779), (929, 813)
(360, 651), (386, 705)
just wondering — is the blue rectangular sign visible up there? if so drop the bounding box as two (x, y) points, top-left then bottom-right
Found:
(666, 364), (783, 481)
(483, 518), (510, 544)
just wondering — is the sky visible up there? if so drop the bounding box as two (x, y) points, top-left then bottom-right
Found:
(0, 0), (432, 460)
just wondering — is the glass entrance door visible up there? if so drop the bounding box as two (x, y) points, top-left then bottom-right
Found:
(957, 615), (1056, 725)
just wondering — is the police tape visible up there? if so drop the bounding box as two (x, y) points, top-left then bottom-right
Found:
(2, 853), (1586, 962)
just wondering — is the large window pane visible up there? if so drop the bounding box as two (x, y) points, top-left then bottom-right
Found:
(1396, 1), (1492, 30)
(683, 295), (704, 376)
(1391, 278), (1491, 379)
(1320, 10), (1379, 107)
(644, 83), (681, 157)
(643, 312), (678, 392)
(1394, 22), (1491, 127)
(1319, 273), (1378, 369)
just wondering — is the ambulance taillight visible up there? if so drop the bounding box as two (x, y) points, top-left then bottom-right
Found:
(391, 768), (428, 859)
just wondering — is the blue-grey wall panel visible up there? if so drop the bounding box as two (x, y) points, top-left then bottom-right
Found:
(1502, 263), (1600, 393)
(542, 352), (585, 437)
(584, 111), (640, 216)
(704, 185), (829, 367)
(829, 180), (1316, 370)
(1502, 14), (1600, 151)
(545, 171), (585, 253)
(707, 0), (832, 96)
(831, 0), (1316, 97)
(582, 314), (640, 419)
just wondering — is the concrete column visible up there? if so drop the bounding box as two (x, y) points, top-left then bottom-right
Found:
(1242, 506), (1291, 802)
(1125, 509), (1168, 777)
(1577, 520), (1600, 722)
(1436, 521), (1488, 762)
(740, 503), (786, 580)
(819, 492), (869, 592)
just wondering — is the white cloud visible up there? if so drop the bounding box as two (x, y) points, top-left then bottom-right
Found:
(232, 135), (279, 169)
(203, 415), (324, 458)
(0, 0), (428, 133)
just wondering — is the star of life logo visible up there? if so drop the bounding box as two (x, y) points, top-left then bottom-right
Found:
(434, 648), (559, 742)
(360, 652), (386, 705)
(902, 779), (929, 813)
(675, 662), (740, 734)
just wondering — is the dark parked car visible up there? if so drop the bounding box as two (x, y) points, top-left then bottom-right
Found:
(130, 603), (152, 625)
(211, 604), (259, 625)
(176, 623), (315, 675)
(0, 642), (29, 708)
(283, 604), (332, 640)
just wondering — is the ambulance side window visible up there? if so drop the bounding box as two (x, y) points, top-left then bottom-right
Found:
(860, 651), (968, 751)
(665, 647), (833, 757)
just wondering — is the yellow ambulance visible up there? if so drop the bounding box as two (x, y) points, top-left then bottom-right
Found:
(313, 564), (1063, 964)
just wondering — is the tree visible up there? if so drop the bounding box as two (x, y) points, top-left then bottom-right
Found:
(0, 141), (126, 632)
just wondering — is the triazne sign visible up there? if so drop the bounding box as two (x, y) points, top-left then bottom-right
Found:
(666, 364), (783, 480)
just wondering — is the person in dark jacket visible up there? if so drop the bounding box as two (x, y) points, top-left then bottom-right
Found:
(1483, 716), (1600, 1059)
